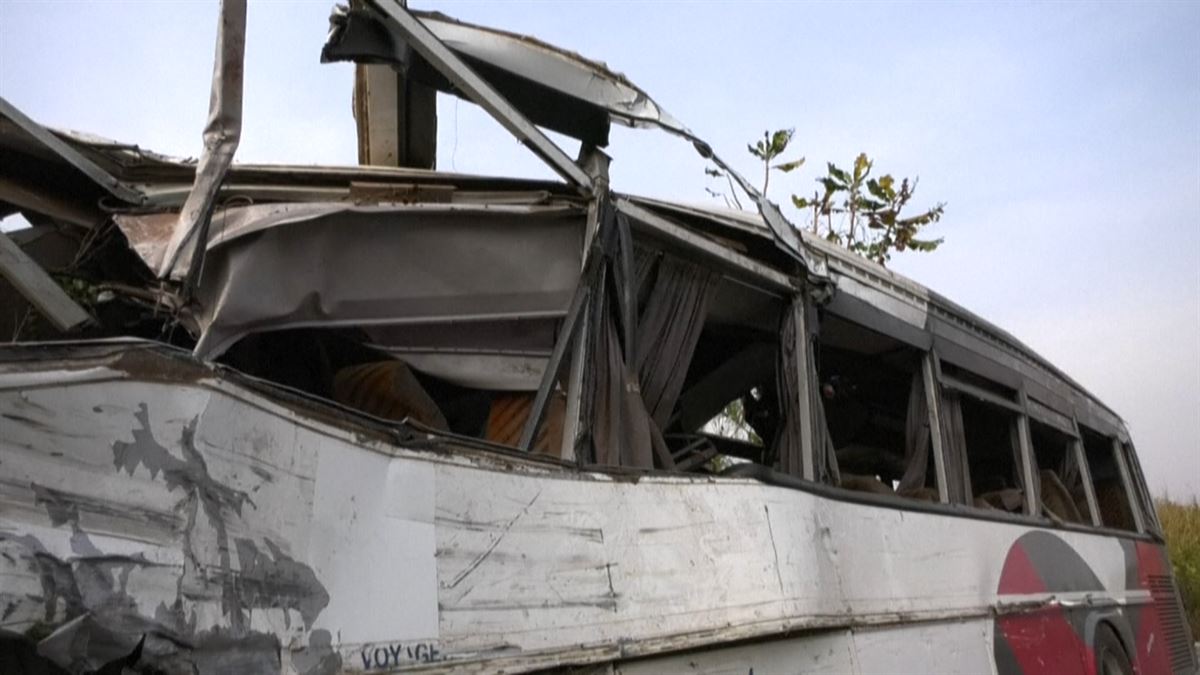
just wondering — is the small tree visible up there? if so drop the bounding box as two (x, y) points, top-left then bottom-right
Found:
(710, 128), (946, 267)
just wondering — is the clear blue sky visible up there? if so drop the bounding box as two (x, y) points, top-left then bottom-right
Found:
(3, 1), (1197, 497)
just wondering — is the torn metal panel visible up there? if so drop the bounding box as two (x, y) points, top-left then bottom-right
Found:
(158, 0), (247, 279)
(322, 4), (823, 278)
(323, 8), (680, 146)
(114, 201), (583, 278)
(144, 202), (587, 358)
(412, 12), (686, 136)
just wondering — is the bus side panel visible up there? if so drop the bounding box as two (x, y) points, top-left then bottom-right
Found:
(0, 351), (1170, 673)
(611, 619), (995, 675)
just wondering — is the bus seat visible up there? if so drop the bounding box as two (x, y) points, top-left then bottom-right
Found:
(1095, 480), (1137, 531)
(1039, 469), (1084, 524)
(897, 486), (939, 502)
(333, 360), (448, 430)
(976, 488), (1024, 513)
(839, 474), (894, 496)
(486, 391), (566, 455)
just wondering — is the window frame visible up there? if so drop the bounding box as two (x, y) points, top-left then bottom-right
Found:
(1110, 436), (1147, 534)
(934, 353), (1038, 517)
(1068, 418), (1104, 527)
(673, 289), (1153, 540)
(1122, 441), (1162, 535)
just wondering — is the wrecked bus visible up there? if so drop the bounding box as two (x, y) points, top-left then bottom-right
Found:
(0, 1), (1194, 673)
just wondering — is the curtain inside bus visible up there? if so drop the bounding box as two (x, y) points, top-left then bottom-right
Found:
(590, 245), (717, 469)
(939, 391), (973, 504)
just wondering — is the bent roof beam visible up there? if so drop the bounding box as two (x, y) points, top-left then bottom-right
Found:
(0, 231), (91, 332)
(0, 97), (144, 207)
(364, 0), (594, 193)
(341, 4), (821, 279)
(158, 0), (246, 280)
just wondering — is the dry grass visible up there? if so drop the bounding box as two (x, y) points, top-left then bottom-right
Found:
(1157, 497), (1200, 637)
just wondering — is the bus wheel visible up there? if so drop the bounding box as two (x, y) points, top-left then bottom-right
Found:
(1094, 625), (1133, 675)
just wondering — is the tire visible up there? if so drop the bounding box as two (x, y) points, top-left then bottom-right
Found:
(1094, 624), (1133, 675)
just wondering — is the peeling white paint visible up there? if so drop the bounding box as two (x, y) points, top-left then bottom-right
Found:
(0, 351), (1162, 672)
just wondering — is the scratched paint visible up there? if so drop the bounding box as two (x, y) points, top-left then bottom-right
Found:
(0, 347), (1178, 673)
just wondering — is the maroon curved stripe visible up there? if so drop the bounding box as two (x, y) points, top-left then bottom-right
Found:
(1132, 541), (1173, 674)
(996, 543), (1092, 674)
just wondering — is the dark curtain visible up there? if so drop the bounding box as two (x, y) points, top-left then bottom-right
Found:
(635, 255), (719, 429)
(590, 296), (664, 467)
(773, 299), (804, 476)
(1060, 440), (1081, 489)
(588, 232), (717, 469)
(897, 370), (932, 493)
(811, 351), (841, 485)
(773, 298), (839, 484)
(1010, 421), (1031, 508)
(938, 391), (973, 504)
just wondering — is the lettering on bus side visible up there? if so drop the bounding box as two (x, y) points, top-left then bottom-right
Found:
(356, 642), (443, 669)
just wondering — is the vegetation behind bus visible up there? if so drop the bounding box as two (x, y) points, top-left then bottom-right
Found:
(1158, 497), (1200, 635)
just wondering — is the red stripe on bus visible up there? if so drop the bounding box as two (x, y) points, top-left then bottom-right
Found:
(997, 544), (1091, 674)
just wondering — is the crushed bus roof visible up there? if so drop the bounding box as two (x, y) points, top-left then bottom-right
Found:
(0, 2), (1125, 434)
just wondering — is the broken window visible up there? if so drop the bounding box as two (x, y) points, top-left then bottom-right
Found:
(813, 313), (938, 502)
(936, 363), (1029, 514)
(960, 397), (1025, 512)
(1028, 420), (1091, 524)
(583, 226), (791, 473)
(1081, 426), (1138, 531)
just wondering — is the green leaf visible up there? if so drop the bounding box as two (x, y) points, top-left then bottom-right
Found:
(855, 197), (886, 212)
(853, 153), (871, 181)
(819, 177), (844, 194)
(827, 163), (850, 186)
(908, 237), (945, 252)
(791, 195), (810, 209)
(769, 129), (795, 157)
(878, 175), (896, 200)
(773, 157), (806, 173)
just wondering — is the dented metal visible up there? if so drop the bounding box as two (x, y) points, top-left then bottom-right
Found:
(0, 3), (1190, 675)
(160, 0), (247, 281)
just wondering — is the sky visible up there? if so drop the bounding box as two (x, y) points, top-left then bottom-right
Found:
(2, 1), (1197, 498)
